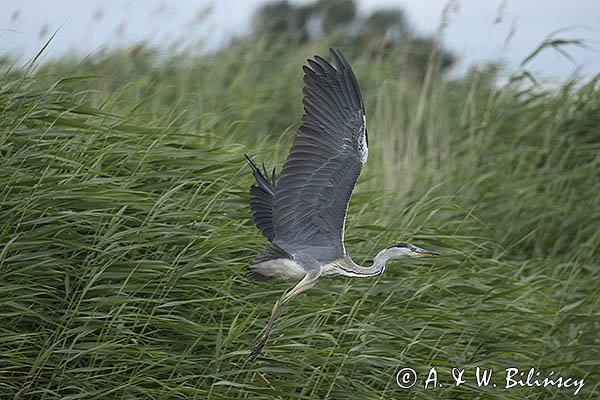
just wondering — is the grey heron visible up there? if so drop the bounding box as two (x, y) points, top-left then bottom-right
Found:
(245, 48), (440, 360)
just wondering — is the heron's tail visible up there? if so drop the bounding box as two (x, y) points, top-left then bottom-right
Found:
(246, 243), (295, 281)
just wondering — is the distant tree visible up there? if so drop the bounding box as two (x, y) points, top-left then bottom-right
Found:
(363, 9), (408, 38)
(356, 9), (409, 53)
(407, 36), (455, 73)
(317, 0), (356, 35)
(252, 0), (313, 44)
(250, 0), (455, 72)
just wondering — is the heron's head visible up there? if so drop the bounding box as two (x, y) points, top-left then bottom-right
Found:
(386, 242), (441, 258)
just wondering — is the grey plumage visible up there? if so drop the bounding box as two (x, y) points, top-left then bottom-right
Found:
(273, 49), (367, 261)
(245, 49), (439, 360)
(245, 155), (277, 242)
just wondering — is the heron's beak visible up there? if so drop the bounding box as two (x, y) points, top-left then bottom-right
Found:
(418, 248), (441, 257)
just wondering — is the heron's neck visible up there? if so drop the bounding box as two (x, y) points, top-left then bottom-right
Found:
(343, 248), (401, 278)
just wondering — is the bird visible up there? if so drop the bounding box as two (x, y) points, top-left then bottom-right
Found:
(244, 48), (440, 360)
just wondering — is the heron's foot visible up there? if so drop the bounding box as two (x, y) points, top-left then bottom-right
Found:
(249, 334), (268, 360)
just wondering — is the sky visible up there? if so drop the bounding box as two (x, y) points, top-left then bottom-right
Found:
(1, 0), (599, 80)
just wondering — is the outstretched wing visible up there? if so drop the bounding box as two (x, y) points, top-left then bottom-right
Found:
(272, 48), (368, 261)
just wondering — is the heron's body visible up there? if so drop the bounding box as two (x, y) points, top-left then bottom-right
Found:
(245, 49), (439, 360)
(249, 254), (366, 281)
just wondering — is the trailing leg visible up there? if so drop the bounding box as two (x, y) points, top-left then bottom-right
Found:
(249, 271), (320, 360)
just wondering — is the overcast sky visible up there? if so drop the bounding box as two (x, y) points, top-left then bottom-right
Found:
(1, 0), (598, 80)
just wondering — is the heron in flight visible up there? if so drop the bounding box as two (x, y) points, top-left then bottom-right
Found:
(245, 48), (440, 360)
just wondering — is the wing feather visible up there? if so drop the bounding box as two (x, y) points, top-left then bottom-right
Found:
(245, 155), (277, 242)
(272, 49), (367, 262)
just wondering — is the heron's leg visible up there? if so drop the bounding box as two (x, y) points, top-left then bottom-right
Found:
(249, 271), (320, 360)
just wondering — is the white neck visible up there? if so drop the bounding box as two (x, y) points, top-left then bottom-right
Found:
(340, 247), (406, 278)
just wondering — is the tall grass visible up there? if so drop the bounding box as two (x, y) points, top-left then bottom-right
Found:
(1, 38), (599, 399)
